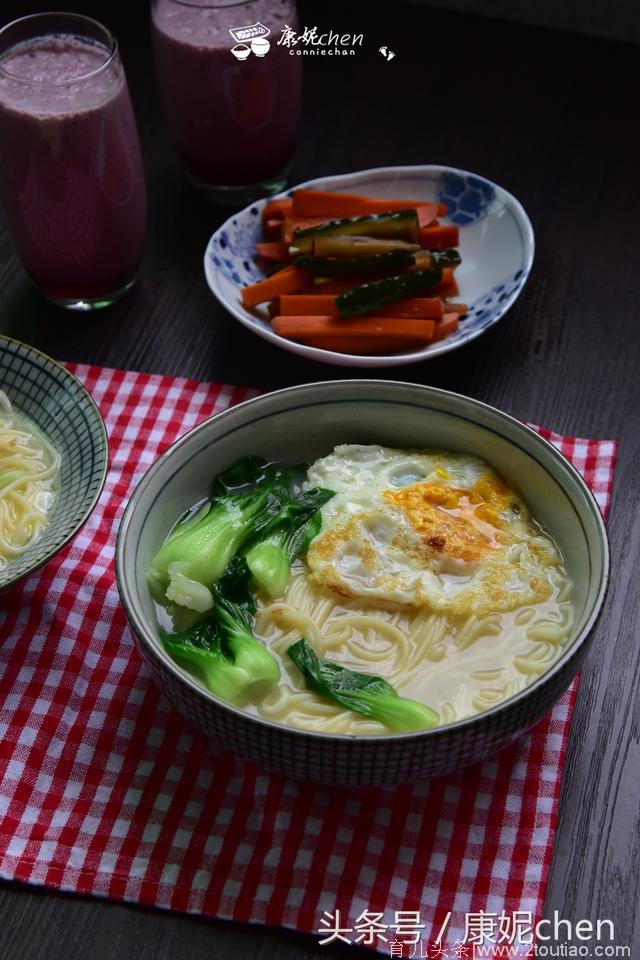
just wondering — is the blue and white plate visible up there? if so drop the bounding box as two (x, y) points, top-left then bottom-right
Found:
(204, 165), (534, 368)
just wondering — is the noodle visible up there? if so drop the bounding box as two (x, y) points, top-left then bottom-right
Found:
(0, 390), (60, 570)
(250, 565), (574, 735)
(153, 445), (576, 736)
(453, 614), (502, 651)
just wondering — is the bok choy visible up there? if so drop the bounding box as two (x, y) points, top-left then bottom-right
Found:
(148, 456), (291, 609)
(162, 557), (279, 704)
(244, 486), (334, 598)
(287, 639), (438, 732)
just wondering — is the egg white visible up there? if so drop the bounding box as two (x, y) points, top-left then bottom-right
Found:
(305, 444), (562, 616)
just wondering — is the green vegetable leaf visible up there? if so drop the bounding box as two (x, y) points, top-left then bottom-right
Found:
(148, 456), (293, 602)
(162, 557), (278, 704)
(211, 455), (270, 497)
(287, 638), (438, 732)
(244, 486), (334, 598)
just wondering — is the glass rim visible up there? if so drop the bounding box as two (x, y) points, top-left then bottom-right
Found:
(156, 0), (264, 8)
(0, 12), (118, 86)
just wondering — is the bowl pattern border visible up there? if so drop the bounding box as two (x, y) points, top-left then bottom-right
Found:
(117, 381), (608, 785)
(0, 337), (108, 590)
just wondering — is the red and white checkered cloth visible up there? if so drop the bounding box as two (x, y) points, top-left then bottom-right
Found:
(0, 365), (618, 955)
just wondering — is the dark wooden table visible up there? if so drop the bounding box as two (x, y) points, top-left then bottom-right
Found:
(1, 2), (639, 957)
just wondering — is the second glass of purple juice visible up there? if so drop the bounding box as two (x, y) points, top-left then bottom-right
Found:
(0, 13), (147, 310)
(152, 0), (302, 202)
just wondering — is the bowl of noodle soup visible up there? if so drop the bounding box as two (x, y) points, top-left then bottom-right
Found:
(116, 381), (609, 785)
(0, 336), (108, 590)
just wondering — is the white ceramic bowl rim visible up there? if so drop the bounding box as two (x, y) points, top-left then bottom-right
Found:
(117, 380), (609, 743)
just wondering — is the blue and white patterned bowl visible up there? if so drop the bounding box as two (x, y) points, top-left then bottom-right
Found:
(0, 337), (108, 591)
(204, 165), (535, 368)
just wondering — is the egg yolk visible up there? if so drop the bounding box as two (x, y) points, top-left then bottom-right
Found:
(383, 475), (513, 564)
(469, 473), (514, 511)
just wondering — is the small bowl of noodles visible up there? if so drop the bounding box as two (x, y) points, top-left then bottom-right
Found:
(116, 380), (609, 785)
(0, 336), (108, 591)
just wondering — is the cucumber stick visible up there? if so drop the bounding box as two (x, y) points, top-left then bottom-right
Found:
(430, 248), (461, 269)
(293, 249), (415, 278)
(291, 210), (419, 253)
(335, 268), (443, 319)
(312, 235), (419, 257)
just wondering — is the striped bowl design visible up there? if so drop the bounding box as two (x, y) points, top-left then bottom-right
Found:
(0, 337), (108, 591)
(116, 381), (608, 785)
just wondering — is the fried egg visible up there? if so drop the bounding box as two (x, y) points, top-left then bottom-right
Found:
(305, 444), (562, 616)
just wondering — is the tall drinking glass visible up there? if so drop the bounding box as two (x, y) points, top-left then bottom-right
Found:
(0, 13), (147, 310)
(151, 0), (302, 202)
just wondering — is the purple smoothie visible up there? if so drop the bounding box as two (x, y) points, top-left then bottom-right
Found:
(152, 0), (302, 188)
(0, 34), (146, 303)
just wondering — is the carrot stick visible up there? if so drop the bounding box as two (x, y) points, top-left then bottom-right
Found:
(301, 314), (459, 352)
(256, 242), (288, 261)
(272, 315), (436, 344)
(432, 280), (459, 297)
(277, 295), (339, 316)
(264, 218), (284, 238)
(241, 266), (311, 309)
(291, 189), (447, 219)
(294, 266), (458, 298)
(282, 217), (330, 245)
(303, 279), (457, 297)
(373, 298), (444, 319)
(262, 197), (293, 224)
(417, 209), (439, 228)
(298, 279), (362, 295)
(300, 336), (422, 355)
(420, 268), (459, 298)
(443, 301), (468, 315)
(432, 313), (460, 342)
(279, 294), (444, 319)
(419, 225), (460, 249)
